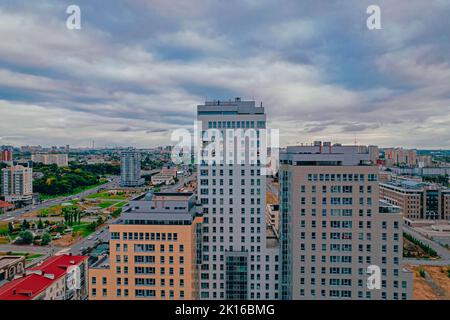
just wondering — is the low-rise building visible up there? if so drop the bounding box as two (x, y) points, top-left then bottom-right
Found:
(0, 255), (88, 300)
(1, 165), (33, 205)
(31, 153), (69, 167)
(0, 200), (14, 213)
(151, 167), (178, 185)
(88, 192), (203, 300)
(0, 256), (26, 283)
(380, 180), (450, 220)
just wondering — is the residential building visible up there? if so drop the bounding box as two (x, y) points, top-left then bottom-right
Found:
(0, 146), (13, 164)
(380, 180), (450, 220)
(0, 256), (25, 283)
(120, 149), (144, 187)
(368, 145), (379, 164)
(197, 98), (279, 300)
(417, 155), (433, 168)
(0, 255), (88, 300)
(1, 165), (33, 204)
(151, 167), (178, 185)
(279, 142), (412, 300)
(383, 148), (417, 167)
(0, 200), (14, 213)
(31, 153), (69, 167)
(88, 192), (203, 300)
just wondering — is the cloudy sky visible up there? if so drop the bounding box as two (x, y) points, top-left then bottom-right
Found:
(0, 0), (449, 148)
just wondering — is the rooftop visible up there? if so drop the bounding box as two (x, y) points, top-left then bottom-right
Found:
(0, 256), (24, 269)
(0, 255), (87, 300)
(0, 200), (13, 208)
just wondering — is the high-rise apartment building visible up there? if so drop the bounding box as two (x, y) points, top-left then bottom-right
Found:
(1, 165), (33, 204)
(0, 146), (13, 164)
(31, 153), (68, 167)
(279, 142), (412, 300)
(120, 149), (143, 187)
(383, 148), (417, 167)
(380, 180), (450, 220)
(197, 98), (279, 300)
(88, 192), (203, 300)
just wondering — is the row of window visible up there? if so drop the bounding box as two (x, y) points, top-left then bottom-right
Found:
(111, 232), (178, 241)
(307, 173), (378, 182)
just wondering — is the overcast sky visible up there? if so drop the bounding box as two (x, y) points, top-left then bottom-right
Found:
(0, 0), (449, 149)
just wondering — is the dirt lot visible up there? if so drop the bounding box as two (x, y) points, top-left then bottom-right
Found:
(410, 265), (450, 300)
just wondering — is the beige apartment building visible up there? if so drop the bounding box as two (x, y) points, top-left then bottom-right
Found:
(380, 180), (450, 220)
(1, 164), (33, 204)
(89, 192), (203, 300)
(31, 153), (68, 167)
(279, 142), (412, 300)
(383, 148), (417, 167)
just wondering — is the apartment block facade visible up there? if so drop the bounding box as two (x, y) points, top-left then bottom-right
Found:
(120, 149), (143, 187)
(0, 255), (88, 300)
(279, 142), (412, 300)
(383, 148), (417, 167)
(31, 153), (68, 167)
(380, 180), (450, 220)
(1, 164), (33, 203)
(89, 192), (203, 300)
(197, 98), (279, 300)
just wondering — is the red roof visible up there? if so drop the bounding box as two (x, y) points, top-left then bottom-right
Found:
(0, 200), (13, 209)
(0, 255), (88, 300)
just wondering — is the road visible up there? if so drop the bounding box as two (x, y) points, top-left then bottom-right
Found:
(0, 244), (54, 254)
(403, 225), (450, 260)
(403, 225), (450, 266)
(0, 176), (120, 222)
(1, 174), (195, 258)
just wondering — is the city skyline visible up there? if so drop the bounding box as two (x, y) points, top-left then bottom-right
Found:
(1, 1), (450, 149)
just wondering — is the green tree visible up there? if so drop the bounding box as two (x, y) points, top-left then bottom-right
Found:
(41, 232), (52, 245)
(8, 222), (14, 234)
(37, 219), (44, 229)
(21, 219), (30, 231)
(17, 230), (34, 244)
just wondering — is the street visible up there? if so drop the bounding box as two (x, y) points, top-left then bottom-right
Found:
(0, 176), (120, 222)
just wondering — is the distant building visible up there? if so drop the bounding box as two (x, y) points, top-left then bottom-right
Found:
(0, 200), (14, 213)
(88, 192), (203, 300)
(0, 146), (13, 164)
(417, 155), (433, 168)
(120, 149), (144, 187)
(368, 145), (379, 164)
(380, 179), (450, 220)
(383, 148), (417, 167)
(31, 153), (68, 167)
(151, 167), (177, 185)
(0, 256), (25, 282)
(1, 165), (33, 204)
(0, 255), (88, 300)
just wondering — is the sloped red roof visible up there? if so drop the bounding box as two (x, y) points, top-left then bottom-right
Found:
(0, 200), (13, 208)
(0, 255), (88, 300)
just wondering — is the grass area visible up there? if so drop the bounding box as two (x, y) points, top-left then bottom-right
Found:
(86, 191), (127, 200)
(114, 201), (128, 208)
(39, 181), (106, 201)
(72, 223), (94, 237)
(99, 201), (116, 209)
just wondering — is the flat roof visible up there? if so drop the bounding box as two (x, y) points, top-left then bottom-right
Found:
(0, 256), (24, 269)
